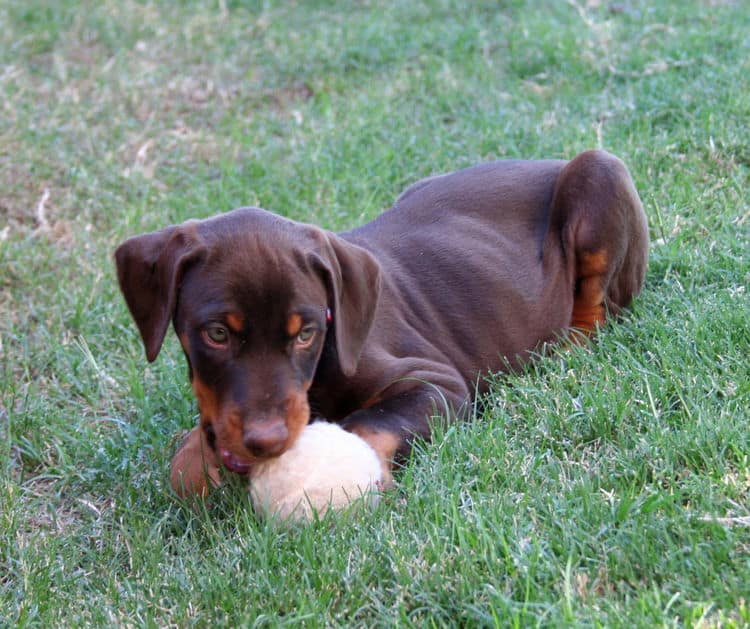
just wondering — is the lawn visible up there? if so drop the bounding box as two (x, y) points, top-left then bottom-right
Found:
(1, 0), (749, 626)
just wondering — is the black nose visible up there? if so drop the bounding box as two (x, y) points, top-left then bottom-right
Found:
(243, 421), (288, 458)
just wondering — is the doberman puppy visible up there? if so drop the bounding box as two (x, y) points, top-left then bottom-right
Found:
(115, 149), (648, 497)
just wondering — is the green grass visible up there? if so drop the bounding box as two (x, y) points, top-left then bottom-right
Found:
(1, 0), (749, 625)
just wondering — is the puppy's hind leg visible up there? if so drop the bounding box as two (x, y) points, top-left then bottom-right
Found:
(552, 150), (649, 337)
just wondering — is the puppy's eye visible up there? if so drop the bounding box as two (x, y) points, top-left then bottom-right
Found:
(295, 327), (316, 348)
(202, 324), (229, 348)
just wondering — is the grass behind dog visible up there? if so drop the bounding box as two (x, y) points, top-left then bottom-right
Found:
(1, 0), (749, 625)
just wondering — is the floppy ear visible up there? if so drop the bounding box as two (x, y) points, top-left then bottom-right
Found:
(114, 222), (205, 362)
(310, 232), (381, 376)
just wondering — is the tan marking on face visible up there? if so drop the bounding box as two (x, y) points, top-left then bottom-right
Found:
(201, 386), (311, 463)
(219, 407), (252, 460)
(192, 376), (247, 462)
(283, 391), (311, 450)
(192, 376), (220, 426)
(226, 312), (244, 333)
(286, 313), (303, 337)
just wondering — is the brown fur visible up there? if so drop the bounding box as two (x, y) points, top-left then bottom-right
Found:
(115, 150), (648, 496)
(170, 426), (221, 498)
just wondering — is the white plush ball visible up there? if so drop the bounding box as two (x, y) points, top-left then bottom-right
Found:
(249, 421), (383, 522)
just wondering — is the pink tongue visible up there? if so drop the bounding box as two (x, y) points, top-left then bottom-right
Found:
(220, 449), (253, 475)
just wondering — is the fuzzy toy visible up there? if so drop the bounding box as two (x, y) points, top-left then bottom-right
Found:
(249, 421), (383, 522)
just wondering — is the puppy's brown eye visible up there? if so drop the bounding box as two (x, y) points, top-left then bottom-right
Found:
(295, 327), (316, 348)
(203, 324), (229, 348)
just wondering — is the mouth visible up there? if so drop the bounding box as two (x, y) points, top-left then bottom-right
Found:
(219, 448), (254, 475)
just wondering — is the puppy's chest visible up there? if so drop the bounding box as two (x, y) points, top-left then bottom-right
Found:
(307, 365), (373, 422)
(307, 385), (360, 422)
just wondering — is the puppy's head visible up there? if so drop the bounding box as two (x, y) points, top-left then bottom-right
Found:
(115, 207), (380, 474)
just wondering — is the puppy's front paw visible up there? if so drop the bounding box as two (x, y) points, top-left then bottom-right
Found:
(170, 426), (221, 498)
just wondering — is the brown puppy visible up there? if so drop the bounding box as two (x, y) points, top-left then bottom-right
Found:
(115, 150), (648, 497)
